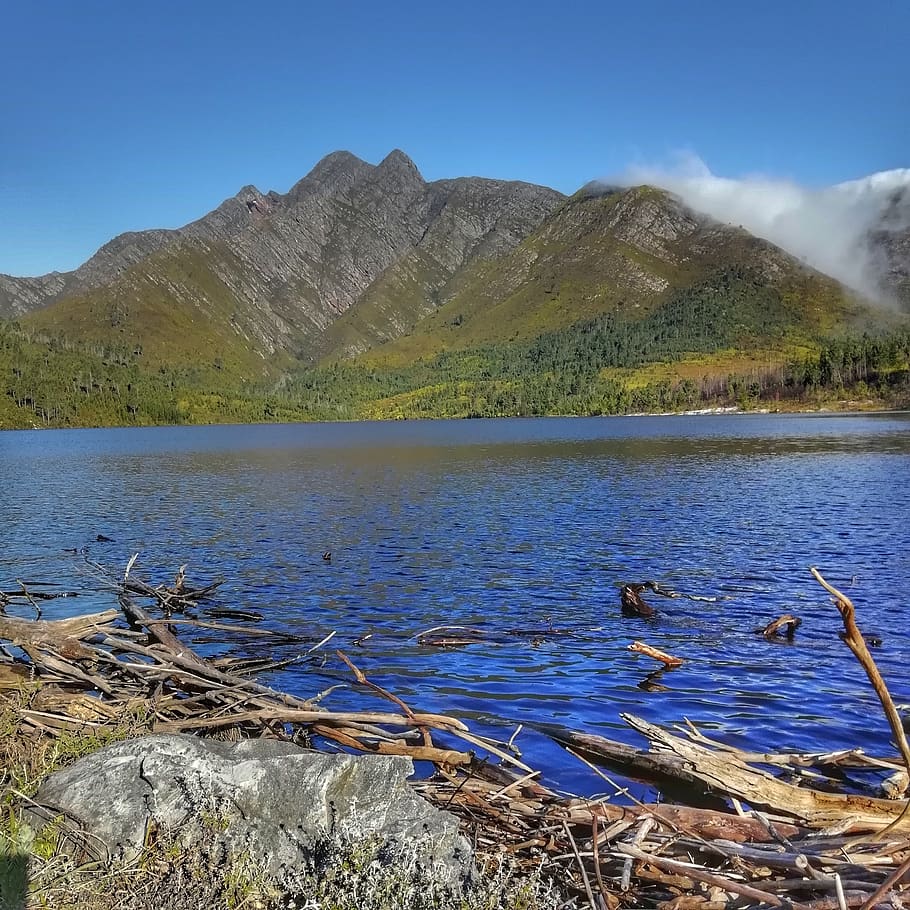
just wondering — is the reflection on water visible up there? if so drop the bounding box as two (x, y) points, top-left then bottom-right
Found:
(2, 413), (909, 794)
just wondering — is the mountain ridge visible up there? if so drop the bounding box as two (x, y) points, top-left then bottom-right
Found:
(1, 149), (908, 428)
(2, 150), (565, 373)
(1, 150), (905, 417)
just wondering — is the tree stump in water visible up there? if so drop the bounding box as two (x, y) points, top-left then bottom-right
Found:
(621, 584), (656, 617)
(754, 614), (801, 640)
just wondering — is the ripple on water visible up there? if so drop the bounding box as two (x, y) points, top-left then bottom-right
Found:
(1, 413), (909, 794)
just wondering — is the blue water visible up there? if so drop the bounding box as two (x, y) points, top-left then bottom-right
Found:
(2, 413), (909, 796)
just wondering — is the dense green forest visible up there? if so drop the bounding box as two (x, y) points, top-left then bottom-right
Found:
(2, 301), (909, 429)
(0, 322), (314, 428)
(285, 326), (910, 419)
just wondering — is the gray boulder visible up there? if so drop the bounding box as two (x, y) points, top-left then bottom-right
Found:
(32, 734), (471, 886)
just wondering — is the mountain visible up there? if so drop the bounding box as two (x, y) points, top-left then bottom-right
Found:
(357, 182), (871, 368)
(620, 165), (910, 309)
(2, 151), (908, 428)
(869, 184), (910, 306)
(1, 150), (563, 373)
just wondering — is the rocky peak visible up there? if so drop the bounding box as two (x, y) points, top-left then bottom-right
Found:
(362, 149), (426, 204)
(288, 150), (372, 200)
(377, 149), (422, 179)
(1, 151), (566, 354)
(234, 186), (273, 218)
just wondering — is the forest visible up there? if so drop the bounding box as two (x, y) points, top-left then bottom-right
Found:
(2, 298), (909, 428)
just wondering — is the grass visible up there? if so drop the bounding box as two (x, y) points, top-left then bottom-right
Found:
(3, 820), (563, 910)
(0, 690), (148, 801)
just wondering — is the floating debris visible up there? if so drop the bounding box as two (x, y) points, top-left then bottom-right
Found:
(1, 559), (908, 907)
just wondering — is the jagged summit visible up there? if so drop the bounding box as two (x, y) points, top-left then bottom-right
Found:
(289, 150), (372, 199)
(310, 149), (366, 173)
(377, 149), (422, 177)
(0, 150), (900, 383)
(235, 184), (263, 199)
(2, 151), (566, 364)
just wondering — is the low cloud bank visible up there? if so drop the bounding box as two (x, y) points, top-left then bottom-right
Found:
(621, 153), (910, 302)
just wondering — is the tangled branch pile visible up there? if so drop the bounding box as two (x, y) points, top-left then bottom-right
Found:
(1, 559), (909, 909)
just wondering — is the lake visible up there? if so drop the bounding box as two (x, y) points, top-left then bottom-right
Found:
(2, 413), (909, 796)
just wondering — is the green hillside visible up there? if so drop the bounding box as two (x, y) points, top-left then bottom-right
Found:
(4, 314), (909, 429)
(353, 187), (869, 368)
(0, 324), (313, 429)
(22, 244), (285, 380)
(4, 182), (909, 429)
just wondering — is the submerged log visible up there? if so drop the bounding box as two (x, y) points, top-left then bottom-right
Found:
(621, 584), (656, 617)
(755, 613), (801, 640)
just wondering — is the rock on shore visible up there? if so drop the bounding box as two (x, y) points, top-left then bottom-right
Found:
(32, 734), (472, 885)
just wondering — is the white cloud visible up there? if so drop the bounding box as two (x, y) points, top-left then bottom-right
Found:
(620, 153), (910, 302)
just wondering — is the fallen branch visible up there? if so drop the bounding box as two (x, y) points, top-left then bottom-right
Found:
(628, 640), (684, 667)
(811, 567), (910, 792)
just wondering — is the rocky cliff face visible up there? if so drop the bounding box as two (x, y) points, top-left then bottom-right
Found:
(869, 185), (910, 306)
(1, 151), (564, 368)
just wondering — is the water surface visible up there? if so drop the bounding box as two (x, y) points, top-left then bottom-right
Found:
(3, 413), (909, 795)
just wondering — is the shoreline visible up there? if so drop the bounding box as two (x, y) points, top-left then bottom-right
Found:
(3, 401), (909, 433)
(2, 559), (910, 908)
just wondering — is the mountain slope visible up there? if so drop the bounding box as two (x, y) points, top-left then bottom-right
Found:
(4, 151), (563, 373)
(360, 183), (871, 368)
(870, 184), (910, 306)
(3, 152), (906, 431)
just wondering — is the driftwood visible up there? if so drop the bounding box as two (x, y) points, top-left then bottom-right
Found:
(755, 613), (801, 640)
(812, 567), (910, 799)
(621, 585), (656, 617)
(122, 564), (224, 616)
(628, 640), (684, 667)
(548, 716), (910, 833)
(2, 557), (910, 909)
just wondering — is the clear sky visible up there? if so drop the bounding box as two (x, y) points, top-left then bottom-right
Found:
(1, 0), (907, 276)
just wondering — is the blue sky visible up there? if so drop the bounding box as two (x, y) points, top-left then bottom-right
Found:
(1, 0), (907, 276)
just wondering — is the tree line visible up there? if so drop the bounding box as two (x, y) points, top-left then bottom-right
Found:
(2, 302), (908, 428)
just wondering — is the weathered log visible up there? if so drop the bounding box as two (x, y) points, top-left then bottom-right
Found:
(621, 585), (656, 617)
(541, 723), (727, 807)
(755, 613), (801, 640)
(629, 640), (684, 667)
(621, 714), (910, 832)
(545, 719), (910, 832)
(0, 610), (120, 659)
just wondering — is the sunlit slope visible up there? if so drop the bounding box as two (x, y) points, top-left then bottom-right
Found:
(22, 243), (286, 379)
(354, 186), (872, 368)
(12, 151), (563, 374)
